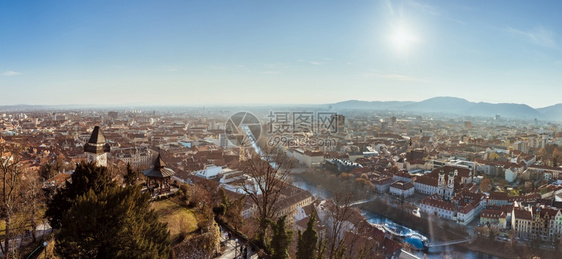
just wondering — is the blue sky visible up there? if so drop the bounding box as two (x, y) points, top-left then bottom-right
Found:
(1, 0), (562, 107)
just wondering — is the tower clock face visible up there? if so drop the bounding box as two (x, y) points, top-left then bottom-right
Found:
(98, 155), (107, 165)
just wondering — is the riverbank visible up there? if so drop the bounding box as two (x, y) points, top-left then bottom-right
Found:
(359, 200), (517, 259)
(293, 173), (555, 258)
(359, 200), (467, 243)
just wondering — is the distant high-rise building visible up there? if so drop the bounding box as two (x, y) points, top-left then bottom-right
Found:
(219, 134), (228, 148)
(335, 114), (345, 132)
(514, 141), (529, 154)
(108, 111), (118, 119)
(381, 121), (389, 130)
(465, 121), (472, 130)
(84, 126), (111, 167)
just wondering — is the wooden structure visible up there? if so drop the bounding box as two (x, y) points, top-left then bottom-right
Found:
(143, 153), (176, 194)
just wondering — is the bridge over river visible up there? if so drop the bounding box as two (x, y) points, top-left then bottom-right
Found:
(382, 224), (472, 248)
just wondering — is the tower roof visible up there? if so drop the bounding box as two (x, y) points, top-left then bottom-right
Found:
(84, 126), (110, 154)
(143, 153), (175, 178)
(153, 153), (167, 169)
(88, 126), (106, 144)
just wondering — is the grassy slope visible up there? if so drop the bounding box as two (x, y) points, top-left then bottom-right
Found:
(151, 199), (199, 238)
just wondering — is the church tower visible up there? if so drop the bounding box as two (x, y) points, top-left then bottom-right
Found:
(84, 126), (111, 167)
(445, 171), (455, 200)
(438, 169), (446, 198)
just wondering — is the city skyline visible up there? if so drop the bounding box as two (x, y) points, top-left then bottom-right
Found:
(2, 1), (562, 107)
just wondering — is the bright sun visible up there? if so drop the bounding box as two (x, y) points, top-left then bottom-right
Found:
(390, 24), (417, 53)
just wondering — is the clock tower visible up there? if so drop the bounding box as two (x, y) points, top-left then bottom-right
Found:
(84, 126), (111, 167)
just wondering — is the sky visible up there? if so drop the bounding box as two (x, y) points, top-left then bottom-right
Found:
(1, 0), (562, 108)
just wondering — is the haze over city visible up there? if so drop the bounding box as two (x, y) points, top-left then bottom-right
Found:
(2, 0), (562, 107)
(5, 2), (562, 259)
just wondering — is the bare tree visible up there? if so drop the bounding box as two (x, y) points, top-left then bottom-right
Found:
(323, 193), (356, 259)
(239, 145), (294, 248)
(0, 141), (26, 258)
(21, 172), (44, 243)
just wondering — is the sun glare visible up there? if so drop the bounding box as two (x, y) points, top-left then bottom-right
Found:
(390, 23), (417, 53)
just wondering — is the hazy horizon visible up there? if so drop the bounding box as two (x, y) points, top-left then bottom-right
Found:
(1, 95), (560, 110)
(2, 1), (562, 107)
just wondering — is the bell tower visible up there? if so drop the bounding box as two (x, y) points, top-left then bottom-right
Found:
(84, 126), (111, 167)
(445, 171), (455, 200)
(438, 169), (445, 198)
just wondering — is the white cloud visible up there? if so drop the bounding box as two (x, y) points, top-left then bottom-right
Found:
(1, 70), (22, 76)
(507, 26), (557, 48)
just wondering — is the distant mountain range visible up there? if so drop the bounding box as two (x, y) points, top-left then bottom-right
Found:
(3, 97), (562, 122)
(332, 97), (562, 121)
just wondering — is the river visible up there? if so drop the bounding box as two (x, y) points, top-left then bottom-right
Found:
(292, 179), (501, 259)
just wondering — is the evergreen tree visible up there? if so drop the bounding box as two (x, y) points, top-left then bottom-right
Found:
(124, 162), (138, 186)
(55, 185), (171, 259)
(317, 237), (327, 259)
(297, 211), (318, 259)
(270, 215), (293, 259)
(46, 161), (116, 228)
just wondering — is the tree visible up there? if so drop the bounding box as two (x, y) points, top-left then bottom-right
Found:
(46, 161), (116, 229)
(55, 185), (171, 258)
(317, 237), (327, 259)
(39, 154), (68, 180)
(218, 188), (244, 233)
(297, 211), (318, 259)
(123, 162), (138, 186)
(173, 221), (220, 259)
(0, 141), (26, 258)
(325, 194), (355, 259)
(39, 161), (55, 180)
(488, 228), (496, 241)
(389, 165), (400, 174)
(270, 215), (293, 259)
(21, 172), (44, 243)
(530, 235), (541, 252)
(480, 178), (492, 193)
(239, 146), (294, 248)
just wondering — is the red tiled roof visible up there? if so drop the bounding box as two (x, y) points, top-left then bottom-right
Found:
(489, 191), (509, 200)
(415, 175), (438, 187)
(513, 209), (532, 221)
(458, 203), (475, 214)
(371, 176), (393, 185)
(529, 165), (562, 172)
(421, 196), (455, 211)
(480, 209), (505, 219)
(390, 180), (414, 190)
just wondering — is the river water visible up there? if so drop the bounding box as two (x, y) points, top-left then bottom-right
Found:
(292, 179), (501, 259)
